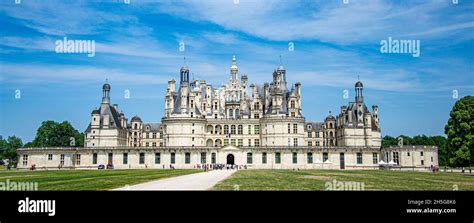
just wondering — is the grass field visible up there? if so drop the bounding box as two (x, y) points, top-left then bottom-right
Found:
(0, 169), (200, 190)
(212, 169), (474, 190)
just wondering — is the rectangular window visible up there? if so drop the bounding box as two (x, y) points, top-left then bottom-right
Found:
(146, 142), (149, 147)
(420, 151), (424, 156)
(308, 141), (312, 146)
(393, 152), (399, 165)
(254, 125), (260, 134)
(139, 153), (145, 164)
(307, 153), (313, 164)
(316, 141), (320, 146)
(155, 153), (161, 164)
(123, 153), (128, 164)
(238, 125), (243, 134)
(22, 154), (28, 166)
(262, 152), (267, 164)
(357, 152), (363, 164)
(248, 139), (252, 147)
(238, 139), (243, 147)
(288, 123), (291, 134)
(275, 153), (281, 164)
(108, 153), (113, 164)
(211, 153), (216, 164)
(421, 160), (424, 165)
(292, 152), (297, 164)
(293, 138), (298, 147)
(93, 153), (97, 164)
(75, 154), (81, 165)
(248, 125), (252, 134)
(231, 139), (236, 146)
(48, 154), (53, 161)
(201, 152), (206, 164)
(323, 153), (328, 162)
(185, 153), (191, 164)
(224, 139), (229, 146)
(254, 139), (260, 147)
(293, 124), (298, 134)
(247, 153), (253, 164)
(60, 154), (65, 166)
(372, 153), (378, 164)
(171, 153), (175, 164)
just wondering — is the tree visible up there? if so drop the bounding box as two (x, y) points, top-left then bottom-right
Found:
(445, 96), (474, 167)
(0, 136), (23, 167)
(29, 120), (84, 147)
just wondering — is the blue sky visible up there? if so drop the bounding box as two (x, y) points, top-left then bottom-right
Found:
(0, 0), (473, 143)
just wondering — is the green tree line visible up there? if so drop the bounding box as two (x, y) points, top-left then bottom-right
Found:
(0, 120), (83, 167)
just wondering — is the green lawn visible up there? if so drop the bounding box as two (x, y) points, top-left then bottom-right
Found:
(0, 166), (5, 171)
(213, 169), (474, 191)
(0, 169), (200, 190)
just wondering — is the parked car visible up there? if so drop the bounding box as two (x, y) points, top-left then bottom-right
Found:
(106, 164), (114, 169)
(98, 164), (105, 170)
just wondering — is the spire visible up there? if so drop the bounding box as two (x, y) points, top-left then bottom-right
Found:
(230, 55), (238, 81)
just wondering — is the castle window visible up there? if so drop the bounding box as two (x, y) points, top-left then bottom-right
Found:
(293, 124), (298, 134)
(93, 153), (97, 164)
(153, 133), (157, 138)
(323, 153), (328, 162)
(60, 154), (65, 166)
(146, 142), (149, 147)
(329, 123), (333, 128)
(238, 139), (243, 147)
(248, 139), (251, 146)
(357, 153), (363, 164)
(262, 152), (267, 164)
(292, 152), (297, 164)
(190, 100), (194, 108)
(139, 153), (145, 164)
(123, 153), (128, 164)
(238, 125), (243, 134)
(372, 153), (378, 164)
(308, 132), (312, 138)
(171, 153), (175, 164)
(293, 138), (298, 147)
(22, 154), (28, 166)
(247, 153), (253, 164)
(254, 102), (260, 110)
(307, 153), (313, 164)
(254, 125), (260, 134)
(420, 151), (424, 156)
(155, 153), (161, 164)
(254, 113), (259, 119)
(224, 139), (229, 146)
(185, 153), (191, 164)
(288, 123), (291, 133)
(316, 141), (320, 146)
(308, 141), (312, 146)
(134, 123), (137, 129)
(291, 112), (295, 117)
(48, 154), (53, 160)
(254, 139), (260, 147)
(248, 125), (252, 134)
(191, 112), (193, 117)
(214, 102), (218, 110)
(231, 125), (236, 134)
(201, 152), (206, 164)
(275, 153), (281, 164)
(211, 153), (216, 164)
(231, 139), (236, 146)
(393, 152), (399, 165)
(224, 125), (229, 134)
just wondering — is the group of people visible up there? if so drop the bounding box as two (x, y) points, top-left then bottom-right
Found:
(195, 163), (247, 171)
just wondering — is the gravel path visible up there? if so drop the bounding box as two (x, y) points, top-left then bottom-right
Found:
(113, 170), (236, 191)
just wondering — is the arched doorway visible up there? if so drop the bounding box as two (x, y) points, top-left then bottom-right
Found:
(226, 154), (235, 165)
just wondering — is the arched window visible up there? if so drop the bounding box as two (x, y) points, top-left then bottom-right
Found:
(231, 125), (236, 134)
(290, 100), (295, 109)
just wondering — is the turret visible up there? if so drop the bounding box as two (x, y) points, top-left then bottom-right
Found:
(230, 55), (238, 81)
(355, 80), (363, 103)
(102, 80), (110, 104)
